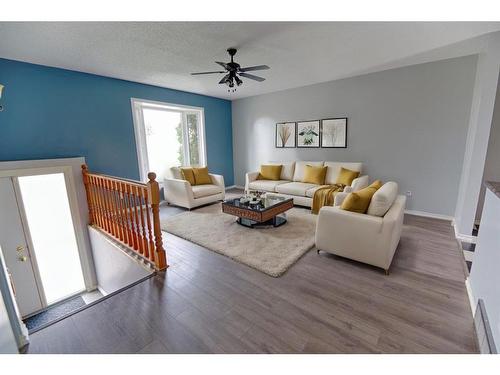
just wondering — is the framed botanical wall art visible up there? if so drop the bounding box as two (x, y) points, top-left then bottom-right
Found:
(297, 120), (320, 148)
(275, 122), (296, 148)
(321, 118), (347, 148)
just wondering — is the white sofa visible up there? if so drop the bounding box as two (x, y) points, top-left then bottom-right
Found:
(245, 161), (369, 207)
(315, 182), (406, 273)
(163, 167), (225, 209)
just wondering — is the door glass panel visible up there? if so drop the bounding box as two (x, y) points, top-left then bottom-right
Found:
(17, 173), (85, 304)
(142, 108), (184, 181)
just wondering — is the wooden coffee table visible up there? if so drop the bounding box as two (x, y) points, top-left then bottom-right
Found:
(222, 195), (294, 228)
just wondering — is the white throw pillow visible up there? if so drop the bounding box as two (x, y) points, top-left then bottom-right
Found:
(367, 181), (398, 217)
(169, 167), (183, 180)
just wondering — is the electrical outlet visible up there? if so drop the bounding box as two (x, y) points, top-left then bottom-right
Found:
(406, 191), (412, 198)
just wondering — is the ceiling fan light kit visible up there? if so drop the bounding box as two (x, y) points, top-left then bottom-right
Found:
(191, 48), (269, 93)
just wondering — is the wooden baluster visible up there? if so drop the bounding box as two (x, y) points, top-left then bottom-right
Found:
(112, 180), (124, 243)
(147, 172), (167, 270)
(81, 165), (94, 225)
(100, 177), (112, 234)
(125, 184), (137, 251)
(137, 187), (150, 259)
(130, 186), (143, 255)
(98, 177), (110, 233)
(119, 181), (132, 248)
(125, 183), (139, 250)
(144, 189), (155, 264)
(106, 178), (118, 239)
(91, 176), (103, 229)
(132, 186), (144, 255)
(120, 182), (131, 247)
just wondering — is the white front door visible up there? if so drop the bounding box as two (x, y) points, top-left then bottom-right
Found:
(0, 178), (43, 317)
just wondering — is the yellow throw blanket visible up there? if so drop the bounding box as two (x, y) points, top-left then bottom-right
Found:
(311, 184), (346, 214)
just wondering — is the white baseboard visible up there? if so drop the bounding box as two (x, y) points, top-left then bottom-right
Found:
(452, 220), (477, 244)
(404, 209), (454, 221)
(404, 210), (479, 242)
(465, 278), (476, 317)
(226, 185), (244, 190)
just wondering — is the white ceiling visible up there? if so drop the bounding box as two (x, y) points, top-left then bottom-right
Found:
(1, 22), (499, 100)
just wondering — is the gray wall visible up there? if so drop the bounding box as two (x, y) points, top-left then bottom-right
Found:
(476, 76), (500, 221)
(232, 56), (477, 216)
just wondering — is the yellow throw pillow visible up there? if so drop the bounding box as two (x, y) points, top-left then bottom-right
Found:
(341, 180), (383, 213)
(336, 167), (360, 186)
(302, 165), (327, 185)
(180, 167), (196, 185)
(192, 167), (212, 185)
(257, 165), (282, 180)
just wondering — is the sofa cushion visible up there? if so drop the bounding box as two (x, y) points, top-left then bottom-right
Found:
(367, 182), (398, 217)
(324, 162), (363, 185)
(192, 167), (212, 185)
(191, 184), (222, 198)
(293, 161), (324, 182)
(336, 167), (360, 186)
(341, 180), (383, 214)
(248, 180), (289, 192)
(257, 164), (282, 180)
(180, 167), (196, 185)
(302, 165), (327, 185)
(169, 167), (183, 179)
(276, 182), (319, 196)
(305, 185), (330, 198)
(267, 161), (295, 180)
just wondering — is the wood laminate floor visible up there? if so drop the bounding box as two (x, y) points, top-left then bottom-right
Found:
(27, 195), (477, 353)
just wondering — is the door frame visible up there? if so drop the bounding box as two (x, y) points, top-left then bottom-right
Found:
(0, 158), (97, 299)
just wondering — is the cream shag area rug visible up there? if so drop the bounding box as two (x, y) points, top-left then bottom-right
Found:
(161, 203), (317, 277)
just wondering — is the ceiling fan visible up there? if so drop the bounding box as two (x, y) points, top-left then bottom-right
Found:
(191, 48), (269, 92)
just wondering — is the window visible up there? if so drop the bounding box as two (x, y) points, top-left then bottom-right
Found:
(131, 99), (206, 182)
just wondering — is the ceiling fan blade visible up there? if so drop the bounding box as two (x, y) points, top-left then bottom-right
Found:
(191, 71), (226, 75)
(218, 73), (231, 84)
(215, 61), (229, 69)
(239, 65), (270, 72)
(239, 72), (265, 82)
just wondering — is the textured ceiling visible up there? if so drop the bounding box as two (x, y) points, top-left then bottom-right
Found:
(1, 22), (499, 100)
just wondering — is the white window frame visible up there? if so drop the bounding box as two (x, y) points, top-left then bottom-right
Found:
(131, 98), (207, 182)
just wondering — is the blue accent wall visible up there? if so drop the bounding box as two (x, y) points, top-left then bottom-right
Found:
(0, 58), (234, 185)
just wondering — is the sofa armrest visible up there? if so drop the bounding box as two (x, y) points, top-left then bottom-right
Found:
(351, 175), (369, 192)
(317, 206), (383, 235)
(209, 173), (225, 200)
(163, 178), (194, 207)
(209, 173), (225, 189)
(245, 171), (260, 192)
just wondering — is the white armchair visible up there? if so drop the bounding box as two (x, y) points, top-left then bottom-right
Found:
(315, 194), (406, 273)
(164, 172), (225, 209)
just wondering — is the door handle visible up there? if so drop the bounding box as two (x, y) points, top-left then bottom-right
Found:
(16, 245), (25, 252)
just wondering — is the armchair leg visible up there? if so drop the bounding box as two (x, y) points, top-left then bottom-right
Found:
(316, 249), (320, 254)
(384, 268), (389, 275)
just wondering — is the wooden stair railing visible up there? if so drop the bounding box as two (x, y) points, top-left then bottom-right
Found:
(81, 164), (167, 271)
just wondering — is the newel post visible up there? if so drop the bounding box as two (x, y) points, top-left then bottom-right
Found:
(81, 164), (94, 225)
(147, 172), (168, 271)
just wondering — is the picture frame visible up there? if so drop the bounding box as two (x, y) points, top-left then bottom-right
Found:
(275, 122), (296, 148)
(297, 120), (320, 148)
(320, 118), (347, 148)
